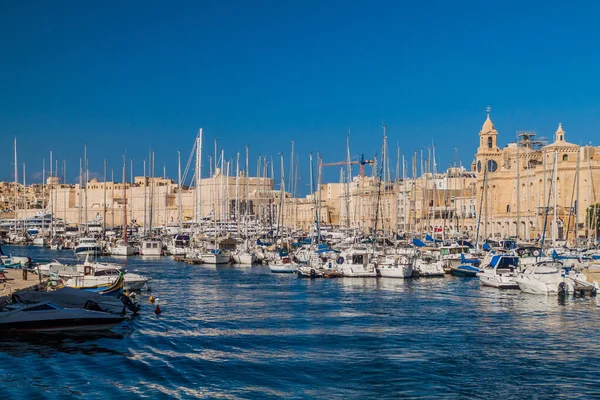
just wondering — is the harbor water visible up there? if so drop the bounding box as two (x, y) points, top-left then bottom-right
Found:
(1, 246), (600, 399)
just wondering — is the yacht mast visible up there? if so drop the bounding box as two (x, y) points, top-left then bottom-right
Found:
(553, 151), (558, 245)
(235, 151), (240, 234)
(13, 137), (17, 233)
(50, 150), (53, 236)
(142, 160), (146, 233)
(196, 129), (203, 225)
(63, 161), (66, 226)
(103, 160), (107, 236)
(123, 154), (128, 243)
(178, 150), (182, 234)
(84, 144), (88, 235)
(78, 158), (82, 232)
(111, 168), (115, 228)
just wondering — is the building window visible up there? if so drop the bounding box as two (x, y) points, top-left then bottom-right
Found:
(562, 154), (568, 162)
(487, 137), (492, 149)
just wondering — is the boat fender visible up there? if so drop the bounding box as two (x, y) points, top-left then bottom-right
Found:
(533, 250), (540, 257)
(149, 295), (155, 304)
(415, 250), (421, 258)
(310, 269), (316, 278)
(558, 282), (567, 296)
(328, 262), (332, 269)
(155, 304), (162, 315)
(336, 256), (344, 265)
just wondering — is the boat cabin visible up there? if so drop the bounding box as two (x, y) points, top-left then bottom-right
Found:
(489, 255), (519, 273)
(440, 246), (470, 257)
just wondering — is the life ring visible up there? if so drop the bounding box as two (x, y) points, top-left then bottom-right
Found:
(336, 256), (344, 265)
(533, 250), (540, 257)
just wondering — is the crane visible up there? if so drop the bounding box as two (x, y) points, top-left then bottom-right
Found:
(322, 153), (375, 177)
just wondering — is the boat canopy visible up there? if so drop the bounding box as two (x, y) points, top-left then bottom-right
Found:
(456, 240), (474, 249)
(425, 234), (443, 243)
(256, 239), (272, 247)
(491, 255), (519, 268)
(412, 238), (426, 247)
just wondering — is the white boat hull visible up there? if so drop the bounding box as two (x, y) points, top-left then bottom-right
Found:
(110, 245), (137, 256)
(378, 265), (413, 278)
(478, 275), (519, 289)
(201, 253), (231, 265)
(269, 264), (297, 273)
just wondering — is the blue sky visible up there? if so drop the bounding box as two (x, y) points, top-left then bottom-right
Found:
(1, 1), (599, 193)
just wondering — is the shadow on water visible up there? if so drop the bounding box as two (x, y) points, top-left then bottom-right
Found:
(0, 329), (130, 358)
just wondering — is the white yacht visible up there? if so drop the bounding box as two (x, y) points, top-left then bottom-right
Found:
(74, 237), (102, 257)
(139, 239), (163, 256)
(32, 236), (47, 247)
(377, 254), (414, 278)
(414, 249), (445, 277)
(268, 256), (298, 273)
(232, 249), (257, 265)
(165, 234), (190, 256)
(337, 247), (377, 277)
(513, 261), (574, 295)
(201, 249), (231, 265)
(109, 239), (137, 256)
(477, 255), (520, 289)
(439, 244), (476, 271)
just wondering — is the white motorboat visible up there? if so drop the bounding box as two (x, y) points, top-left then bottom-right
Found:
(139, 239), (163, 256)
(439, 244), (476, 272)
(377, 255), (414, 278)
(74, 237), (102, 257)
(32, 236), (47, 247)
(14, 287), (126, 314)
(414, 251), (445, 277)
(268, 256), (298, 273)
(232, 250), (257, 265)
(201, 249), (231, 265)
(110, 240), (137, 256)
(337, 247), (377, 277)
(513, 261), (574, 295)
(477, 255), (520, 289)
(165, 234), (190, 256)
(0, 302), (126, 333)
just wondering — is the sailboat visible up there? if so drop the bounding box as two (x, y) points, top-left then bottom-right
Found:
(110, 155), (137, 256)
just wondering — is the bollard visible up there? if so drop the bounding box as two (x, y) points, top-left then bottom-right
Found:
(22, 268), (27, 281)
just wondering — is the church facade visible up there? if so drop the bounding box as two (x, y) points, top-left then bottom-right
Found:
(472, 113), (600, 242)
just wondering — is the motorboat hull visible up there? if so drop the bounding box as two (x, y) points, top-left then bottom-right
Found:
(0, 304), (126, 333)
(269, 264), (297, 273)
(451, 265), (480, 277)
(478, 276), (519, 289)
(201, 253), (231, 265)
(75, 247), (102, 257)
(378, 265), (413, 278)
(110, 245), (137, 256)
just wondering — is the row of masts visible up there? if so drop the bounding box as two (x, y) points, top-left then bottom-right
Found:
(9, 125), (600, 245)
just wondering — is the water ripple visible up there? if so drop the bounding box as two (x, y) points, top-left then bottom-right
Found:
(2, 246), (600, 398)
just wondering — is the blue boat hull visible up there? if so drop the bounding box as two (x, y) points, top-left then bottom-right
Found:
(451, 265), (480, 277)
